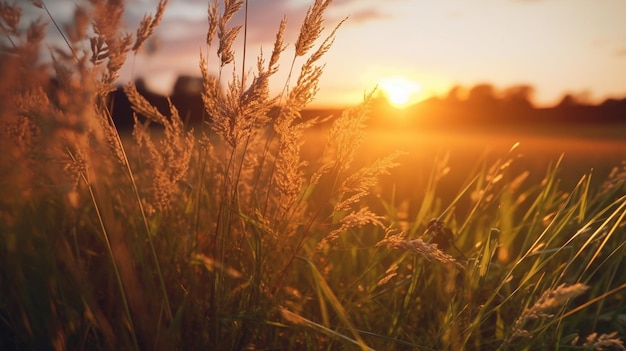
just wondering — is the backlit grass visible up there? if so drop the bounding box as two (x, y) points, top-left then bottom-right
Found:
(1, 1), (625, 350)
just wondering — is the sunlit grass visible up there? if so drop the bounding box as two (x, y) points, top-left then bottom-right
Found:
(1, 1), (626, 350)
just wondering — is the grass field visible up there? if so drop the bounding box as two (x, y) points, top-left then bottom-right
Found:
(1, 1), (626, 350)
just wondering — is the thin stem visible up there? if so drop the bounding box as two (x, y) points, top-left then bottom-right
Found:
(99, 101), (173, 321)
(40, 0), (79, 62)
(241, 0), (248, 88)
(2, 33), (17, 49)
(279, 55), (298, 105)
(68, 148), (140, 351)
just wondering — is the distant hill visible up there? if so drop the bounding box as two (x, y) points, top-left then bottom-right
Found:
(106, 77), (626, 136)
(368, 95), (626, 129)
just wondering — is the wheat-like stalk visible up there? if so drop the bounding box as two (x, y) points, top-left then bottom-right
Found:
(217, 0), (243, 66)
(376, 230), (464, 269)
(126, 83), (195, 212)
(318, 207), (386, 249)
(124, 82), (168, 124)
(509, 283), (590, 341)
(295, 0), (332, 57)
(0, 1), (21, 36)
(312, 90), (375, 184)
(206, 0), (219, 46)
(335, 151), (405, 212)
(581, 332), (625, 350)
(133, 0), (168, 53)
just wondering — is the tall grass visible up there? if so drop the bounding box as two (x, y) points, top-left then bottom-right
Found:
(1, 0), (626, 350)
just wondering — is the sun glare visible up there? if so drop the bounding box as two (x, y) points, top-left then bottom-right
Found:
(378, 76), (422, 109)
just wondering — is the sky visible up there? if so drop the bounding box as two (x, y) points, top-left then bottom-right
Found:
(20, 0), (626, 108)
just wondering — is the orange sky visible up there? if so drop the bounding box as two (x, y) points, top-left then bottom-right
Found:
(23, 0), (626, 108)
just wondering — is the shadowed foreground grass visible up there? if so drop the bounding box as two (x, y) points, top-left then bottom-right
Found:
(1, 1), (626, 350)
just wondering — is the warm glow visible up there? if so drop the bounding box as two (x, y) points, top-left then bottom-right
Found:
(378, 76), (422, 108)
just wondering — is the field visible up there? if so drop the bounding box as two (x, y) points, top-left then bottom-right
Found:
(1, 0), (626, 350)
(357, 127), (626, 197)
(305, 123), (626, 211)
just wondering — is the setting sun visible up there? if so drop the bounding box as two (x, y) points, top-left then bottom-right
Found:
(378, 76), (422, 108)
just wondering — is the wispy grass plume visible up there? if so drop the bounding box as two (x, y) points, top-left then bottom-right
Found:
(1, 1), (626, 350)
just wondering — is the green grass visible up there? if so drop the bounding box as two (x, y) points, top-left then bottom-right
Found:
(1, 1), (626, 350)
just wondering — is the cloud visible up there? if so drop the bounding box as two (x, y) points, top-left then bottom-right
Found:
(21, 1), (76, 27)
(26, 0), (394, 47)
(328, 0), (397, 24)
(343, 8), (391, 24)
(148, 0), (391, 49)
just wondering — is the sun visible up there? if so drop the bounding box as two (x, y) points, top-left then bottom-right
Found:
(378, 76), (422, 109)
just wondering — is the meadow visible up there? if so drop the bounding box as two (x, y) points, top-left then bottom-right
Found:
(1, 0), (626, 350)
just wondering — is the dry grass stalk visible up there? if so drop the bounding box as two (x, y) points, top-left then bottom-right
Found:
(280, 10), (344, 116)
(101, 32), (132, 92)
(200, 45), (280, 149)
(65, 5), (89, 44)
(1, 8), (47, 69)
(204, 2), (337, 219)
(581, 331), (625, 350)
(335, 151), (404, 212)
(63, 146), (89, 190)
(206, 0), (219, 46)
(377, 264), (399, 287)
(124, 82), (168, 124)
(376, 230), (464, 269)
(0, 2), (172, 344)
(314, 91), (375, 184)
(98, 108), (127, 166)
(273, 120), (307, 213)
(90, 0), (125, 46)
(200, 66), (253, 147)
(127, 84), (195, 212)
(601, 161), (626, 195)
(509, 282), (590, 341)
(530, 283), (589, 314)
(304, 16), (346, 70)
(217, 0), (243, 66)
(272, 73), (322, 211)
(90, 0), (132, 92)
(295, 0), (332, 57)
(317, 207), (385, 249)
(270, 16), (288, 70)
(238, 54), (278, 128)
(133, 0), (168, 53)
(192, 253), (243, 279)
(314, 149), (402, 248)
(0, 1), (21, 37)
(279, 306), (308, 326)
(1, 2), (90, 209)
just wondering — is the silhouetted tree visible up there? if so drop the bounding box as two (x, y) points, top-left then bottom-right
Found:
(467, 83), (497, 107)
(444, 85), (463, 104)
(599, 97), (626, 123)
(170, 75), (205, 125)
(502, 85), (534, 110)
(556, 94), (578, 108)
